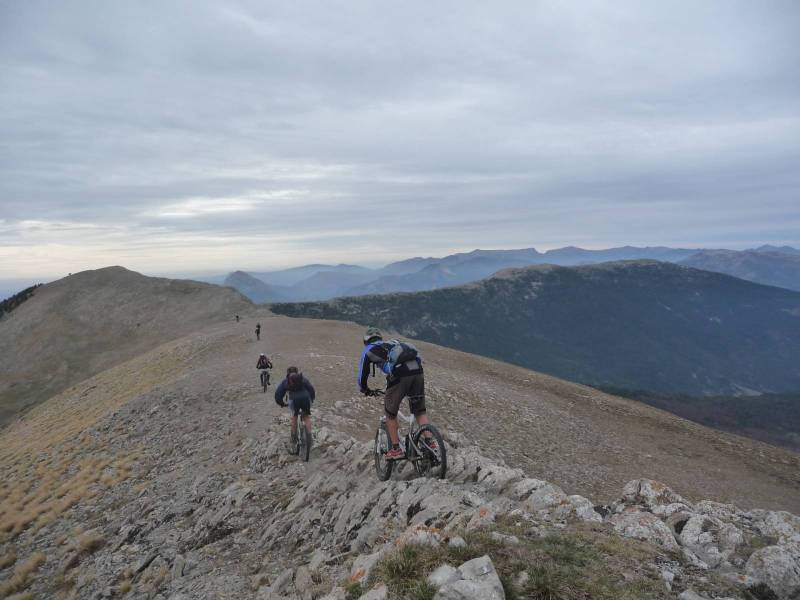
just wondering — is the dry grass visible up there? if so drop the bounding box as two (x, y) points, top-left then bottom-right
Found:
(117, 578), (132, 595)
(62, 529), (106, 570)
(0, 451), (139, 543)
(0, 552), (16, 570)
(0, 552), (45, 599)
(0, 335), (199, 468)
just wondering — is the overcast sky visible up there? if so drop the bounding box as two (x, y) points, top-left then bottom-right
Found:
(1, 1), (799, 279)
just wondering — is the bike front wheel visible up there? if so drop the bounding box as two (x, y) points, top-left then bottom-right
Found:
(374, 425), (393, 481)
(299, 425), (311, 462)
(413, 425), (447, 479)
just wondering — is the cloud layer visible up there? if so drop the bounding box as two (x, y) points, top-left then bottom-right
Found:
(1, 1), (799, 277)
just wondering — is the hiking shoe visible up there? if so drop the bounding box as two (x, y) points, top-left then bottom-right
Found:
(384, 447), (404, 460)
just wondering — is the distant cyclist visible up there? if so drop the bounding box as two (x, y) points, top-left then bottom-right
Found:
(257, 353), (272, 387)
(255, 322), (262, 340)
(358, 327), (433, 460)
(275, 366), (315, 448)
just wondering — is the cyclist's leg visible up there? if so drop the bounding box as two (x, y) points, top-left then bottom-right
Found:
(408, 374), (433, 438)
(384, 379), (405, 446)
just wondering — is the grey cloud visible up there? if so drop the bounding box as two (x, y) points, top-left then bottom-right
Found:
(1, 0), (799, 277)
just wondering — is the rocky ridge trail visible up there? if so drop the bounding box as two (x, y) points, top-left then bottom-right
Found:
(1, 310), (799, 599)
(3, 385), (799, 599)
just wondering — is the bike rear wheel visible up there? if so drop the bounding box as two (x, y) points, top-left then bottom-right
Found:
(374, 425), (393, 481)
(413, 425), (446, 479)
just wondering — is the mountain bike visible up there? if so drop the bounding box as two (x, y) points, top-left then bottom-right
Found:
(372, 391), (446, 481)
(290, 408), (312, 462)
(259, 368), (271, 392)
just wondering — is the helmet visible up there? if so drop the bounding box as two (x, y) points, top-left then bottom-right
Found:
(260, 353), (266, 357)
(363, 326), (382, 345)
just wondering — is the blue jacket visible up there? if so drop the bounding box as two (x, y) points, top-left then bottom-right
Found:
(357, 341), (422, 391)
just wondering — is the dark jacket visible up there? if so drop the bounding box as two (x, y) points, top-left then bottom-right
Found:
(256, 356), (272, 369)
(275, 375), (315, 407)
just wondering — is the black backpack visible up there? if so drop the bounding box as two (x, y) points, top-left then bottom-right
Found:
(383, 340), (419, 374)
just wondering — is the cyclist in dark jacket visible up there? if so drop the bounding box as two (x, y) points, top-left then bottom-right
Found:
(257, 353), (272, 387)
(275, 366), (315, 446)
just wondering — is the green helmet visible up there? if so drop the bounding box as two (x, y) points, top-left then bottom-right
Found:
(363, 326), (382, 345)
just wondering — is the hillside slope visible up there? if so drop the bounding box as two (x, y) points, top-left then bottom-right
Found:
(272, 260), (800, 397)
(0, 266), (250, 426)
(0, 308), (798, 599)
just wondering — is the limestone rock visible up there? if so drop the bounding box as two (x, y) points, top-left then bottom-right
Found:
(521, 483), (569, 514)
(618, 479), (692, 513)
(429, 564), (462, 588)
(350, 550), (384, 585)
(448, 536), (467, 548)
(270, 568), (295, 596)
(678, 515), (743, 569)
(294, 565), (314, 598)
(466, 506), (495, 530)
(456, 555), (504, 598)
(568, 495), (603, 522)
(753, 511), (800, 545)
(319, 587), (347, 600)
(359, 584), (388, 600)
(610, 509), (680, 552)
(745, 543), (800, 600)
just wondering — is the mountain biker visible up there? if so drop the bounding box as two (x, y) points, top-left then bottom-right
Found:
(257, 353), (272, 386)
(255, 322), (262, 340)
(275, 366), (315, 448)
(358, 327), (434, 460)
(256, 353), (272, 370)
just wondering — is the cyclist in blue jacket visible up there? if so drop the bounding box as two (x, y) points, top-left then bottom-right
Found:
(358, 327), (434, 460)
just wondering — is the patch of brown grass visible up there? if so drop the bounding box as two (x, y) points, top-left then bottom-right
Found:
(0, 552), (16, 570)
(0, 551), (45, 599)
(62, 529), (106, 570)
(117, 578), (132, 595)
(0, 450), (139, 543)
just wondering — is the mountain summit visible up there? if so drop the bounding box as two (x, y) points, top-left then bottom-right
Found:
(0, 266), (250, 425)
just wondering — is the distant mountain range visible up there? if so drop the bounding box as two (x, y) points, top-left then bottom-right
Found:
(681, 248), (800, 292)
(272, 260), (800, 398)
(220, 244), (800, 302)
